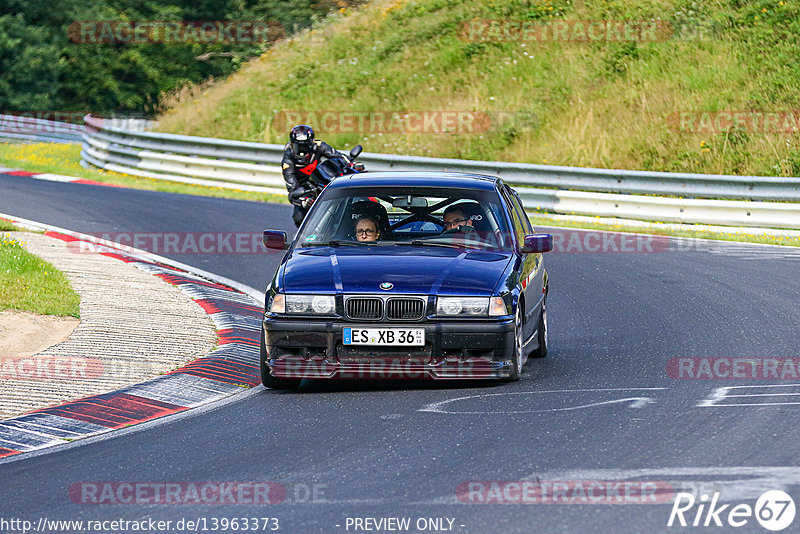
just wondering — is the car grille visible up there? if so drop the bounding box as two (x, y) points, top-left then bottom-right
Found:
(345, 297), (426, 321)
(346, 298), (383, 320)
(386, 298), (425, 321)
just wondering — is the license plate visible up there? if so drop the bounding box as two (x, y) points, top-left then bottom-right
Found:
(343, 327), (425, 346)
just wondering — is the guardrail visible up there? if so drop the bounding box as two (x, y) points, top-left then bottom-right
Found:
(80, 114), (800, 229)
(0, 114), (154, 145)
(82, 115), (287, 194)
(0, 114), (84, 144)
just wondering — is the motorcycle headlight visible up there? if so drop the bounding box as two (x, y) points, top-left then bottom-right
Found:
(279, 294), (336, 315)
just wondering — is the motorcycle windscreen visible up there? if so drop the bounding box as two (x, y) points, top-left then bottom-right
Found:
(313, 159), (344, 185)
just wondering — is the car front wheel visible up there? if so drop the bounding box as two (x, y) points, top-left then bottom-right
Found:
(530, 299), (548, 359)
(507, 303), (524, 381)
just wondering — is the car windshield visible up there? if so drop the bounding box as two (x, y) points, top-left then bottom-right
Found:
(296, 186), (513, 251)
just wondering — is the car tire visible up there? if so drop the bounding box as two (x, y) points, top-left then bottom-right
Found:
(507, 302), (524, 381)
(260, 329), (301, 390)
(530, 299), (548, 359)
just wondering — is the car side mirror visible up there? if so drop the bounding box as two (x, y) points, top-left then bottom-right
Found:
(263, 230), (288, 250)
(349, 145), (363, 159)
(520, 233), (553, 253)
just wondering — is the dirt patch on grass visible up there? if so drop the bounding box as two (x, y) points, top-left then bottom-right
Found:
(0, 309), (79, 359)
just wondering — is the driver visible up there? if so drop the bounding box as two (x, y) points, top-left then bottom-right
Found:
(282, 124), (338, 227)
(442, 204), (474, 231)
(355, 215), (381, 242)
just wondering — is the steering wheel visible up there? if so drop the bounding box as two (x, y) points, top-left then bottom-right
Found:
(440, 225), (477, 237)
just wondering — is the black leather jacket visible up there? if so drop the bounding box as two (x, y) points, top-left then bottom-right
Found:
(281, 140), (336, 194)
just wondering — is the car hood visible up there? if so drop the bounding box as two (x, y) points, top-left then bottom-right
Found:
(283, 246), (513, 295)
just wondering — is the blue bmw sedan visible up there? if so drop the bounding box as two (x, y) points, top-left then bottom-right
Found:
(260, 172), (552, 388)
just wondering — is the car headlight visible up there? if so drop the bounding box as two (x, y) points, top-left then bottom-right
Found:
(436, 296), (508, 317)
(271, 294), (335, 315)
(434, 297), (491, 317)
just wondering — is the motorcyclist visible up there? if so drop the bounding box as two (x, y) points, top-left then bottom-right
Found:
(282, 124), (338, 227)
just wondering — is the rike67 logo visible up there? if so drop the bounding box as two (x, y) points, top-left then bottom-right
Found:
(668, 490), (796, 531)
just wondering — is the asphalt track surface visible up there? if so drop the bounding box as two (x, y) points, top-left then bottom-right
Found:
(2, 172), (800, 533)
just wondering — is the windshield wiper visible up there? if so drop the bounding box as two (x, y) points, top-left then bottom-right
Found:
(409, 239), (498, 250)
(408, 239), (464, 249)
(301, 240), (365, 247)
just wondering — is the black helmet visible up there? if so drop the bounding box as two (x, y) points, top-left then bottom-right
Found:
(290, 124), (315, 164)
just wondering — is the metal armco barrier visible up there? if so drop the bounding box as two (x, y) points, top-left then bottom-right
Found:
(517, 189), (800, 229)
(0, 113), (152, 144)
(0, 113), (84, 144)
(82, 115), (286, 194)
(80, 114), (800, 229)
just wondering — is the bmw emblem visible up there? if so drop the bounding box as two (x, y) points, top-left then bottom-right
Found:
(380, 282), (394, 291)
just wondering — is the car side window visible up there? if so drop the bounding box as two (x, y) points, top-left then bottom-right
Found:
(508, 188), (533, 234)
(511, 194), (535, 234)
(501, 186), (527, 245)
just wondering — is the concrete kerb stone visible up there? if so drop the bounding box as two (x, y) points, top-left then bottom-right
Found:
(0, 231), (218, 418)
(0, 215), (264, 459)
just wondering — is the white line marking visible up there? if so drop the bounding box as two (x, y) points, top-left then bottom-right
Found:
(522, 467), (800, 502)
(250, 466), (800, 506)
(30, 173), (79, 183)
(708, 402), (800, 406)
(418, 388), (666, 414)
(725, 393), (800, 397)
(697, 384), (800, 407)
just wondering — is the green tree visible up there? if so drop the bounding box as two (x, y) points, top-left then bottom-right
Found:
(0, 0), (361, 116)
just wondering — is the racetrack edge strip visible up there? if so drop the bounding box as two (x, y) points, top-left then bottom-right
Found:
(0, 213), (264, 462)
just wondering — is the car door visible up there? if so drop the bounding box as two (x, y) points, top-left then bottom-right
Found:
(502, 185), (542, 347)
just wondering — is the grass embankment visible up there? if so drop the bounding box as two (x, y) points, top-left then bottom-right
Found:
(156, 0), (800, 178)
(0, 142), (285, 203)
(0, 223), (80, 317)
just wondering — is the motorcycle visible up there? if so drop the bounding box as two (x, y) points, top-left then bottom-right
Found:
(289, 145), (365, 225)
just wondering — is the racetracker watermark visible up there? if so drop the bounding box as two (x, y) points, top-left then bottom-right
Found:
(667, 358), (800, 380)
(271, 359), (496, 380)
(274, 110), (501, 134)
(550, 230), (671, 253)
(1, 111), (150, 134)
(667, 111), (800, 133)
(0, 356), (103, 380)
(69, 482), (292, 505)
(1, 517), (280, 533)
(0, 111), (84, 134)
(0, 357), (188, 381)
(68, 21), (285, 44)
(456, 480), (675, 504)
(67, 232), (277, 255)
(461, 20), (673, 43)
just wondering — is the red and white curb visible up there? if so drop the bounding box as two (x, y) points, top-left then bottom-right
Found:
(0, 164), (285, 194)
(0, 214), (265, 460)
(0, 167), (127, 188)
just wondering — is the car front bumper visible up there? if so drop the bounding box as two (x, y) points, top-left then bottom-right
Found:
(263, 317), (515, 380)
